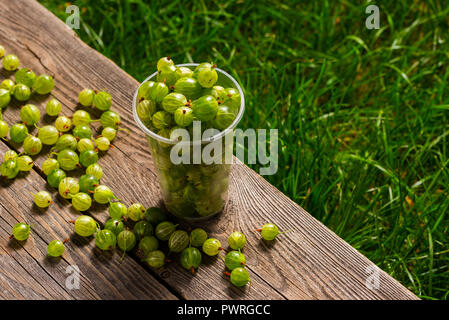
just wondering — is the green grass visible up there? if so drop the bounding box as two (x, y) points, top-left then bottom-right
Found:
(40, 0), (449, 299)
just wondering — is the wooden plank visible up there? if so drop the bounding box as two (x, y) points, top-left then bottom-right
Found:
(0, 0), (417, 299)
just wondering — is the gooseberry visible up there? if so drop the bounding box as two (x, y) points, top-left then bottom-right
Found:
(197, 66), (218, 88)
(157, 64), (179, 86)
(214, 105), (236, 130)
(46, 98), (62, 116)
(1, 159), (19, 179)
(149, 82), (169, 103)
(11, 222), (30, 241)
(168, 230), (189, 253)
(12, 84), (31, 101)
(3, 54), (20, 71)
(190, 228), (208, 247)
(4, 150), (18, 161)
(72, 110), (96, 126)
(137, 81), (154, 100)
(138, 236), (159, 256)
(42, 158), (59, 176)
(257, 223), (283, 241)
(93, 185), (115, 204)
(127, 203), (146, 221)
(95, 136), (111, 151)
(9, 123), (28, 143)
(137, 99), (157, 123)
(47, 240), (65, 257)
(133, 221), (154, 240)
(101, 127), (117, 141)
(17, 155), (33, 171)
(174, 106), (194, 127)
(0, 88), (11, 108)
(58, 177), (79, 199)
(33, 74), (54, 95)
(155, 221), (176, 241)
(108, 202), (127, 220)
(47, 168), (66, 188)
(77, 138), (94, 152)
(55, 116), (72, 132)
(223, 88), (241, 111)
(202, 238), (222, 256)
(86, 163), (103, 180)
(145, 250), (165, 268)
(15, 68), (36, 88)
(78, 89), (95, 107)
(70, 192), (92, 211)
(79, 149), (98, 167)
(162, 92), (187, 114)
(56, 149), (79, 171)
(117, 230), (136, 252)
(174, 77), (202, 100)
(93, 91), (112, 111)
(38, 125), (59, 145)
(192, 95), (218, 121)
(227, 231), (246, 250)
(72, 125), (93, 140)
(104, 219), (125, 236)
(144, 207), (167, 226)
(229, 267), (250, 287)
(225, 251), (246, 270)
(157, 56), (175, 71)
(180, 247), (202, 273)
(176, 66), (193, 78)
(0, 45), (4, 58)
(0, 79), (15, 92)
(54, 134), (77, 151)
(152, 110), (172, 129)
(100, 110), (121, 129)
(23, 135), (42, 155)
(74, 215), (98, 237)
(0, 120), (9, 139)
(79, 174), (99, 194)
(95, 229), (117, 250)
(33, 191), (52, 208)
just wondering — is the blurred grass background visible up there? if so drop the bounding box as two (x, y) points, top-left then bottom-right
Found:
(39, 0), (449, 299)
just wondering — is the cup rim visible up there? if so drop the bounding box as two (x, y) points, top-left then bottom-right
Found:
(132, 63), (245, 145)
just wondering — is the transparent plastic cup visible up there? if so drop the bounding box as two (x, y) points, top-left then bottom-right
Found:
(133, 63), (245, 221)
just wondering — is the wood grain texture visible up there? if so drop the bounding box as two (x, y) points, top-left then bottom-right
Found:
(0, 0), (417, 300)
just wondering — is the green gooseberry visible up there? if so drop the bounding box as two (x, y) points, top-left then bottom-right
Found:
(127, 203), (146, 221)
(137, 81), (155, 100)
(190, 228), (208, 247)
(3, 54), (20, 71)
(229, 267), (250, 287)
(258, 223), (283, 241)
(137, 99), (157, 123)
(58, 177), (79, 198)
(192, 95), (219, 121)
(79, 174), (99, 194)
(72, 110), (96, 127)
(145, 250), (165, 268)
(202, 238), (222, 256)
(0, 88), (11, 108)
(12, 222), (30, 241)
(86, 163), (103, 180)
(78, 89), (95, 107)
(223, 88), (241, 111)
(0, 45), (4, 58)
(101, 127), (117, 141)
(157, 56), (175, 72)
(47, 240), (65, 257)
(9, 123), (28, 143)
(4, 150), (18, 161)
(47, 168), (66, 188)
(93, 185), (116, 204)
(156, 128), (172, 148)
(95, 229), (117, 250)
(34, 191), (52, 208)
(95, 136), (111, 151)
(197, 67), (218, 88)
(180, 247), (202, 273)
(15, 68), (36, 88)
(46, 98), (62, 116)
(12, 84), (31, 101)
(70, 192), (92, 211)
(228, 231), (246, 250)
(182, 184), (200, 203)
(100, 110), (121, 129)
(38, 125), (59, 145)
(155, 221), (176, 241)
(225, 251), (246, 270)
(203, 85), (226, 102)
(33, 74), (54, 95)
(79, 149), (98, 167)
(174, 77), (202, 100)
(195, 197), (224, 217)
(0, 120), (9, 139)
(77, 138), (94, 152)
(168, 230), (189, 253)
(117, 230), (136, 252)
(176, 66), (193, 78)
(144, 207), (167, 226)
(42, 158), (59, 175)
(73, 124), (93, 140)
(133, 221), (154, 240)
(56, 149), (79, 171)
(74, 215), (98, 237)
(152, 110), (172, 129)
(193, 62), (213, 74)
(23, 135), (43, 155)
(17, 155), (34, 171)
(55, 116), (72, 132)
(174, 106), (194, 127)
(149, 82), (169, 103)
(55, 134), (77, 151)
(0, 79), (15, 92)
(214, 105), (236, 130)
(104, 219), (125, 236)
(93, 91), (112, 111)
(109, 202), (127, 220)
(157, 64), (179, 87)
(138, 236), (159, 256)
(162, 92), (187, 114)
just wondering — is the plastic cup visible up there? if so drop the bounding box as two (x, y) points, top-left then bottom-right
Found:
(133, 64), (245, 221)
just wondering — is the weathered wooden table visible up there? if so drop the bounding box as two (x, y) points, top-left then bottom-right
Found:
(0, 0), (417, 300)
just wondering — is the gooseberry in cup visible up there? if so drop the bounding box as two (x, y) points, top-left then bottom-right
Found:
(11, 222), (30, 241)
(227, 231), (246, 250)
(78, 89), (95, 107)
(0, 120), (9, 139)
(152, 110), (172, 129)
(174, 77), (202, 100)
(9, 123), (28, 143)
(54, 134), (78, 151)
(42, 158), (59, 176)
(93, 185), (116, 204)
(137, 99), (157, 123)
(100, 110), (121, 129)
(138, 236), (159, 257)
(17, 155), (34, 171)
(162, 92), (187, 114)
(47, 240), (65, 257)
(202, 238), (223, 256)
(180, 247), (202, 273)
(38, 125), (59, 145)
(70, 192), (92, 211)
(157, 64), (179, 87)
(0, 88), (11, 108)
(109, 202), (127, 220)
(143, 207), (167, 226)
(197, 66), (218, 88)
(133, 221), (154, 240)
(33, 191), (52, 208)
(157, 56), (174, 71)
(192, 95), (219, 121)
(228, 267), (250, 287)
(190, 228), (208, 247)
(4, 150), (18, 161)
(15, 68), (36, 88)
(174, 106), (194, 127)
(137, 81), (155, 100)
(176, 66), (193, 78)
(23, 135), (42, 155)
(77, 138), (94, 152)
(93, 91), (112, 111)
(168, 230), (189, 253)
(74, 215), (98, 237)
(86, 163), (103, 180)
(145, 250), (165, 268)
(56, 149), (79, 171)
(214, 105), (236, 130)
(1, 160), (20, 179)
(104, 219), (125, 236)
(58, 177), (80, 199)
(46, 98), (62, 116)
(95, 136), (111, 151)
(95, 229), (117, 250)
(73, 124), (93, 140)
(117, 229), (136, 252)
(33, 74), (54, 95)
(79, 174), (99, 194)
(47, 168), (66, 188)
(155, 221), (176, 241)
(55, 116), (72, 132)
(225, 251), (246, 270)
(149, 82), (169, 103)
(127, 203), (146, 221)
(0, 79), (15, 92)
(72, 110), (97, 127)
(12, 84), (31, 101)
(79, 149), (98, 167)
(3, 54), (20, 71)
(223, 88), (241, 111)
